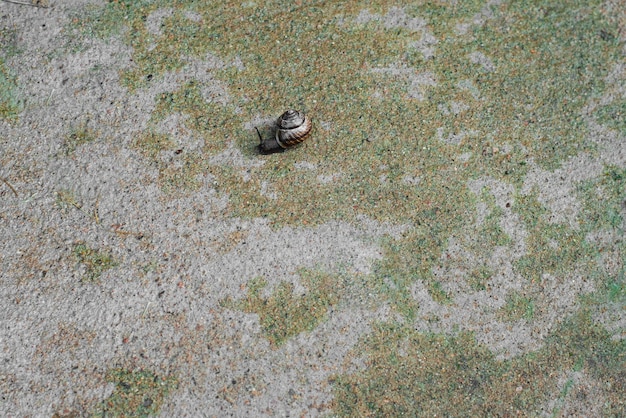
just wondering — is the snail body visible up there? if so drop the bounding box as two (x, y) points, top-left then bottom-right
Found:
(257, 110), (312, 154)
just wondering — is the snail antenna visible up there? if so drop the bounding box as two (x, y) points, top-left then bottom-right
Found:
(255, 127), (263, 144)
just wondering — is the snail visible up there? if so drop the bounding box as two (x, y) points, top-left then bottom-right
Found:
(256, 110), (312, 154)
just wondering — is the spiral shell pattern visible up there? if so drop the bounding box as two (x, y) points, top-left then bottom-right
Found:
(275, 110), (312, 149)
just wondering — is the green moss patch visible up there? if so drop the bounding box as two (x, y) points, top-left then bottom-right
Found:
(498, 292), (536, 322)
(577, 166), (626, 305)
(92, 369), (177, 417)
(513, 190), (596, 284)
(333, 314), (626, 416)
(0, 28), (22, 120)
(133, 131), (175, 160)
(73, 242), (118, 282)
(222, 269), (342, 347)
(65, 125), (98, 154)
(0, 57), (21, 120)
(467, 265), (493, 292)
(579, 166), (626, 231)
(596, 100), (626, 136)
(333, 324), (516, 416)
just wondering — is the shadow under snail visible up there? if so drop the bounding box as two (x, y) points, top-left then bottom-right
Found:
(256, 109), (312, 154)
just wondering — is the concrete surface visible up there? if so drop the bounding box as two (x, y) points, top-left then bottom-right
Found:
(1, 0), (624, 416)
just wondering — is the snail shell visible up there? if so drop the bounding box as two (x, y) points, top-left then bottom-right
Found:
(257, 110), (312, 154)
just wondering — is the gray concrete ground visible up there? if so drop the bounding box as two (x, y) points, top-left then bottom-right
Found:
(1, 0), (625, 416)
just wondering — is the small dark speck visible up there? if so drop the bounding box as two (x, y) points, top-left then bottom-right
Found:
(174, 149), (183, 154)
(142, 398), (153, 408)
(599, 30), (614, 41)
(147, 74), (153, 81)
(506, 202), (511, 208)
(231, 379), (237, 385)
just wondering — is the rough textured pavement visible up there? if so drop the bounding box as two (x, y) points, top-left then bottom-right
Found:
(1, 0), (625, 416)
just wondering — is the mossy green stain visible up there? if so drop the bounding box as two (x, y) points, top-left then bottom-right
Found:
(73, 242), (118, 282)
(92, 369), (177, 417)
(333, 313), (626, 416)
(0, 28), (22, 120)
(577, 166), (626, 305)
(222, 269), (342, 346)
(65, 126), (98, 154)
(133, 131), (175, 160)
(499, 292), (536, 321)
(579, 166), (626, 230)
(596, 101), (626, 136)
(0, 57), (21, 120)
(468, 265), (493, 291)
